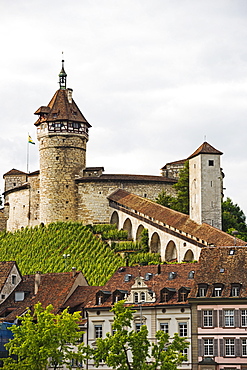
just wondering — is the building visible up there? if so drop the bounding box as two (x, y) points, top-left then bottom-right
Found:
(189, 246), (247, 370)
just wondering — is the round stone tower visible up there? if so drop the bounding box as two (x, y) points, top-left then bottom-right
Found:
(34, 61), (91, 224)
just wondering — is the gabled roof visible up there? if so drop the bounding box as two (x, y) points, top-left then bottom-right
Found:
(85, 263), (199, 309)
(161, 159), (187, 170)
(107, 189), (246, 247)
(188, 142), (223, 159)
(3, 169), (27, 177)
(34, 89), (91, 127)
(0, 262), (21, 291)
(189, 247), (247, 299)
(0, 271), (86, 321)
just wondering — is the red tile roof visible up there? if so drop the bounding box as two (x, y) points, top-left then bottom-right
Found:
(1, 271), (85, 321)
(85, 263), (199, 309)
(188, 142), (223, 159)
(34, 89), (91, 127)
(189, 247), (247, 299)
(107, 189), (246, 247)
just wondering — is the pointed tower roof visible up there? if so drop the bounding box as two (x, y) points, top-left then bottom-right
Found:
(34, 61), (91, 128)
(188, 142), (223, 159)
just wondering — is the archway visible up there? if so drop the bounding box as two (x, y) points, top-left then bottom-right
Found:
(110, 211), (119, 228)
(150, 232), (161, 254)
(136, 225), (144, 242)
(123, 218), (133, 240)
(183, 249), (194, 262)
(165, 241), (177, 262)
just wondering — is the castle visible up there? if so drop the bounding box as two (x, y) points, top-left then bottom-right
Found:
(2, 62), (232, 257)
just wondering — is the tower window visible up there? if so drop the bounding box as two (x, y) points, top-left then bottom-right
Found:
(208, 160), (214, 166)
(56, 157), (59, 160)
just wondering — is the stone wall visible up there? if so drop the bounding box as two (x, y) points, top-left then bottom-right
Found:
(77, 179), (176, 225)
(38, 134), (87, 224)
(0, 209), (7, 231)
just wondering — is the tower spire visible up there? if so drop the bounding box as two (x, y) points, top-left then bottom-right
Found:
(59, 59), (67, 89)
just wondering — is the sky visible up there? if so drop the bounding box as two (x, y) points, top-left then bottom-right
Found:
(1, 0), (247, 214)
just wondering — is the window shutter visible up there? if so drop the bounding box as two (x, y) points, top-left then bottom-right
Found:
(213, 309), (218, 327)
(235, 338), (241, 357)
(213, 339), (218, 356)
(235, 309), (240, 328)
(198, 310), (202, 327)
(198, 339), (203, 357)
(219, 338), (224, 357)
(219, 310), (223, 327)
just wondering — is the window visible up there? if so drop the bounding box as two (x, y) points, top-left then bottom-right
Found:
(204, 338), (214, 356)
(135, 323), (143, 332)
(224, 310), (235, 327)
(178, 322), (187, 337)
(197, 284), (208, 297)
(11, 275), (17, 285)
(231, 284), (241, 297)
(208, 160), (214, 166)
(203, 310), (213, 327)
(241, 310), (247, 327)
(160, 323), (169, 333)
(140, 292), (145, 302)
(134, 292), (139, 303)
(225, 338), (235, 356)
(242, 339), (247, 356)
(213, 285), (223, 297)
(94, 324), (102, 339)
(71, 358), (82, 368)
(178, 288), (190, 302)
(1, 294), (5, 300)
(181, 347), (188, 359)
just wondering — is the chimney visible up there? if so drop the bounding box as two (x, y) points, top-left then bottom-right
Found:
(35, 272), (41, 295)
(67, 88), (73, 104)
(157, 264), (161, 275)
(72, 267), (76, 278)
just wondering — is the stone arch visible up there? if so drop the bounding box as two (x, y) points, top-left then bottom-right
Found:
(136, 225), (144, 242)
(183, 249), (194, 262)
(122, 218), (133, 240)
(110, 211), (119, 228)
(150, 232), (161, 254)
(165, 241), (177, 262)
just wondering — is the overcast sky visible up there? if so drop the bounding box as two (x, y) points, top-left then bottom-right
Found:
(1, 0), (247, 214)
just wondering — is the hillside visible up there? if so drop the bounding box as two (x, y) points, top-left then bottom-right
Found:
(0, 222), (160, 285)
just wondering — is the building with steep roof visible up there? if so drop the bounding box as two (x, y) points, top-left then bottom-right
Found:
(189, 246), (247, 370)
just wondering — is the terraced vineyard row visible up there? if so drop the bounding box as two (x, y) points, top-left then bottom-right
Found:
(0, 222), (160, 285)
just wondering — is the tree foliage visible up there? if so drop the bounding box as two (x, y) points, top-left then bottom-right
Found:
(222, 197), (247, 241)
(92, 301), (188, 370)
(2, 303), (85, 370)
(156, 161), (189, 214)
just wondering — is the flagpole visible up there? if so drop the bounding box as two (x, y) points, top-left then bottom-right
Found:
(27, 133), (29, 173)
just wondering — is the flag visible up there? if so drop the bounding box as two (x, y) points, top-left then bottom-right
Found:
(28, 135), (35, 145)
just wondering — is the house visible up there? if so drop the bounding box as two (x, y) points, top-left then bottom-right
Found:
(189, 246), (247, 370)
(84, 263), (199, 370)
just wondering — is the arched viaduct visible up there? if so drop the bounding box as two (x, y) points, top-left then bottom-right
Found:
(110, 209), (201, 263)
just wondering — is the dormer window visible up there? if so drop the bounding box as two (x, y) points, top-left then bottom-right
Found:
(144, 273), (153, 281)
(124, 274), (132, 282)
(231, 283), (241, 297)
(178, 287), (190, 302)
(168, 272), (177, 280)
(160, 287), (176, 303)
(213, 284), (224, 297)
(197, 284), (208, 297)
(112, 289), (128, 304)
(188, 270), (195, 279)
(96, 290), (111, 305)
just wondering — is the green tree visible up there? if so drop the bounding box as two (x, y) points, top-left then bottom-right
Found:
(92, 301), (188, 370)
(156, 161), (189, 214)
(222, 197), (247, 241)
(140, 228), (149, 252)
(2, 303), (86, 370)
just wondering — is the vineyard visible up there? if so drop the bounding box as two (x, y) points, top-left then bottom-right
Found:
(0, 222), (161, 286)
